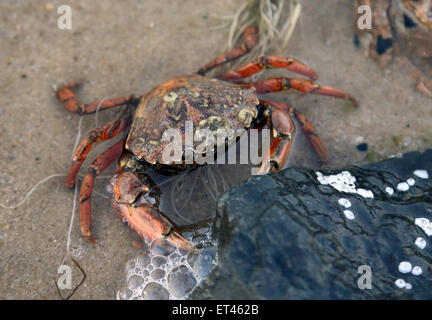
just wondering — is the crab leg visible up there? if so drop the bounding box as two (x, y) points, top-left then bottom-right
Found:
(66, 116), (129, 187)
(110, 171), (196, 252)
(250, 77), (358, 106)
(56, 82), (133, 114)
(197, 26), (258, 75)
(261, 100), (329, 163)
(220, 56), (318, 81)
(257, 106), (295, 174)
(79, 139), (125, 244)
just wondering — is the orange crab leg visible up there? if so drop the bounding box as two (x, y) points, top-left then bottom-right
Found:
(250, 78), (358, 106)
(294, 109), (329, 162)
(66, 116), (129, 187)
(79, 139), (125, 244)
(56, 82), (133, 114)
(197, 26), (258, 75)
(261, 100), (329, 163)
(220, 56), (318, 81)
(110, 171), (196, 252)
(257, 107), (295, 174)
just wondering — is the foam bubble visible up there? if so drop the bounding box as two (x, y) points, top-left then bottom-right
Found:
(167, 265), (197, 298)
(142, 282), (169, 300)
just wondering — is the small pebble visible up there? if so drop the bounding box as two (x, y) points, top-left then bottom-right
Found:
(404, 283), (412, 290)
(398, 261), (412, 273)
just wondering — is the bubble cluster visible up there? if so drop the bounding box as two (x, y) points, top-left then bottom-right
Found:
(117, 228), (217, 300)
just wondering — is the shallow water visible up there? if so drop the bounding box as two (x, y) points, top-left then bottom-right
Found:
(0, 0), (431, 299)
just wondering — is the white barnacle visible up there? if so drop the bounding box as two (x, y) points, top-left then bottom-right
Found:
(412, 266), (422, 276)
(395, 279), (406, 288)
(316, 171), (357, 194)
(385, 187), (394, 195)
(397, 182), (409, 192)
(338, 198), (351, 208)
(415, 218), (432, 236)
(163, 92), (178, 104)
(343, 210), (355, 220)
(315, 171), (374, 199)
(237, 108), (256, 125)
(357, 188), (374, 199)
(413, 170), (429, 179)
(406, 178), (415, 186)
(398, 261), (412, 274)
(414, 237), (426, 249)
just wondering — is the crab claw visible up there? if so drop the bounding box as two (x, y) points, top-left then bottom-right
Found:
(113, 202), (197, 253)
(110, 171), (198, 253)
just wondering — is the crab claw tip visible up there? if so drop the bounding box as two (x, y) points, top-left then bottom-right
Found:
(167, 231), (199, 254)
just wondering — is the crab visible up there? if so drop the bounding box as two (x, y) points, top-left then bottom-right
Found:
(56, 27), (357, 252)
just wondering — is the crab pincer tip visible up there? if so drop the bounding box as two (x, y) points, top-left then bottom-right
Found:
(167, 231), (199, 254)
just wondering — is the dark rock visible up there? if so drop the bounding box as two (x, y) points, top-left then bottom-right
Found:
(192, 150), (432, 299)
